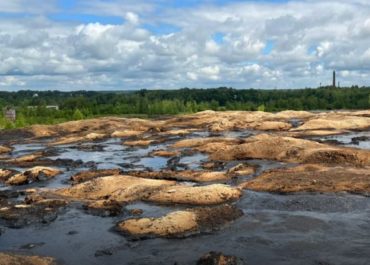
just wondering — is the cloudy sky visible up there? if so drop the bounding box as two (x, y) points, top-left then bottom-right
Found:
(0, 0), (369, 90)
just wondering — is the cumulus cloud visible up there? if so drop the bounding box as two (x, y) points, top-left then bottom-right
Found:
(0, 0), (369, 90)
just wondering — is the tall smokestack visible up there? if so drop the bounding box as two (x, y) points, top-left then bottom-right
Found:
(333, 70), (336, 88)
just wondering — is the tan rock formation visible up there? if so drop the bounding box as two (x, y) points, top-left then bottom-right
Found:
(0, 146), (11, 154)
(208, 134), (370, 166)
(5, 167), (62, 186)
(117, 204), (243, 238)
(111, 130), (144, 138)
(149, 149), (180, 157)
(126, 170), (230, 182)
(53, 175), (175, 203)
(0, 253), (57, 265)
(293, 115), (370, 131)
(123, 139), (154, 147)
(172, 137), (240, 149)
(240, 164), (370, 194)
(70, 168), (122, 184)
(145, 184), (242, 205)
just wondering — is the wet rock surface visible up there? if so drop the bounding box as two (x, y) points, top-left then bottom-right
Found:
(0, 198), (66, 228)
(197, 251), (245, 265)
(4, 167), (62, 186)
(117, 204), (243, 239)
(70, 168), (122, 184)
(0, 110), (370, 265)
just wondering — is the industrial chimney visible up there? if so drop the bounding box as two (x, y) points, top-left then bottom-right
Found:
(333, 70), (336, 88)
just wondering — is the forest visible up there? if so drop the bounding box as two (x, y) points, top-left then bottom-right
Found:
(0, 86), (369, 129)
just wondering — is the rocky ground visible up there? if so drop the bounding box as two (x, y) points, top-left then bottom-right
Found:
(0, 110), (369, 264)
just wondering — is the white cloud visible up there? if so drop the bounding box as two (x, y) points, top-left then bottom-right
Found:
(0, 0), (369, 89)
(125, 12), (139, 25)
(0, 76), (25, 87)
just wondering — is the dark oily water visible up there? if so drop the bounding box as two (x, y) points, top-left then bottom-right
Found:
(2, 192), (370, 265)
(1, 130), (370, 265)
(312, 131), (370, 150)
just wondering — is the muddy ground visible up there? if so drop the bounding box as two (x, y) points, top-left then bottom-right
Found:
(0, 110), (370, 265)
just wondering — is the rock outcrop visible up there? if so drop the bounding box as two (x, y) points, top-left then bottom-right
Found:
(70, 168), (122, 184)
(197, 252), (245, 265)
(124, 170), (231, 182)
(117, 204), (243, 239)
(5, 167), (62, 186)
(144, 184), (242, 205)
(0, 253), (57, 265)
(240, 164), (370, 194)
(206, 134), (370, 166)
(53, 175), (175, 203)
(0, 146), (11, 154)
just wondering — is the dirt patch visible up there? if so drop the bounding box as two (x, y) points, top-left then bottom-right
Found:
(144, 184), (242, 205)
(70, 168), (122, 184)
(240, 164), (370, 194)
(117, 204), (243, 239)
(0, 253), (57, 265)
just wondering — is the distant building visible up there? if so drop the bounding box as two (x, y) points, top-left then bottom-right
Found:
(46, 105), (59, 110)
(32, 93), (39, 98)
(27, 105), (59, 110)
(3, 107), (16, 122)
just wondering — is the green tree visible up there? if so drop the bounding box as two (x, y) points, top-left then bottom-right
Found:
(257, 104), (265, 112)
(15, 113), (26, 127)
(72, 109), (84, 120)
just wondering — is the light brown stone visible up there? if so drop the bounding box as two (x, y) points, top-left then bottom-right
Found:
(0, 253), (57, 265)
(240, 164), (370, 194)
(5, 167), (62, 186)
(53, 175), (175, 203)
(145, 184), (242, 205)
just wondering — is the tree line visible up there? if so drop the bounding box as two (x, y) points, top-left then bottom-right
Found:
(0, 86), (369, 129)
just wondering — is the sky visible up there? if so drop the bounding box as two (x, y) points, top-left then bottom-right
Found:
(0, 0), (370, 90)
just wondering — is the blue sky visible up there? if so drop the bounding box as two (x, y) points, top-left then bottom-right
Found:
(0, 0), (368, 90)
